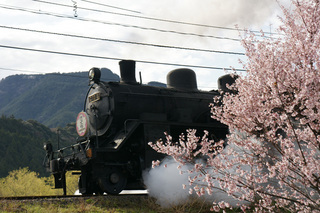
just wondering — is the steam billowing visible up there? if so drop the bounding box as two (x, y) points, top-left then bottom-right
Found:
(143, 143), (250, 208)
(143, 157), (190, 207)
(143, 0), (280, 30)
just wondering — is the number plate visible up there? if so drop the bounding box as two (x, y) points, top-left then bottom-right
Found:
(88, 92), (101, 103)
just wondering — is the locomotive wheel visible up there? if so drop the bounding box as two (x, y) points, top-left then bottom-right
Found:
(98, 166), (127, 195)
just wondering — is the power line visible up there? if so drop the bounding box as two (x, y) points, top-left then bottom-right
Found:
(0, 44), (246, 71)
(32, 0), (271, 35)
(0, 4), (241, 41)
(0, 25), (245, 56)
(79, 0), (141, 14)
(0, 67), (219, 89)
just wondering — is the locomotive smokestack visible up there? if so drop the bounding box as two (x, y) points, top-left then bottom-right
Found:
(119, 60), (137, 84)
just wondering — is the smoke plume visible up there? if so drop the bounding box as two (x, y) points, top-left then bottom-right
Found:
(143, 144), (250, 208)
(143, 157), (191, 207)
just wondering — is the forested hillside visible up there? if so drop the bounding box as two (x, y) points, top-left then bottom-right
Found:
(0, 69), (166, 177)
(0, 115), (78, 177)
(0, 69), (119, 127)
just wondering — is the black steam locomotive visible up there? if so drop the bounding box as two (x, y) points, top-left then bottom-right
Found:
(43, 60), (230, 195)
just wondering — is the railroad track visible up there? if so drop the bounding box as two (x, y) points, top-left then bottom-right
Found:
(0, 193), (148, 201)
(0, 195), (84, 201)
(0, 193), (158, 212)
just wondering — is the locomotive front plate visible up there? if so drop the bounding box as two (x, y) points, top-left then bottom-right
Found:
(88, 92), (101, 103)
(76, 111), (89, 137)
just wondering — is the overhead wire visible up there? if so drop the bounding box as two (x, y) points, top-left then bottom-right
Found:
(79, 0), (141, 14)
(0, 25), (245, 56)
(0, 44), (246, 72)
(0, 4), (241, 41)
(0, 67), (221, 89)
(0, 1), (249, 84)
(31, 0), (274, 36)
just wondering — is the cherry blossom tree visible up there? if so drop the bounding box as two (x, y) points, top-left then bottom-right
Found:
(149, 0), (320, 212)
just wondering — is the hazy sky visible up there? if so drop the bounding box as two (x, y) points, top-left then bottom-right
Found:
(0, 0), (290, 89)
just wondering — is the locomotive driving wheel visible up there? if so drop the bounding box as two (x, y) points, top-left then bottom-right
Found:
(98, 166), (127, 195)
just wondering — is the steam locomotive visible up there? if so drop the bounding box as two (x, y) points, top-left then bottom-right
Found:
(43, 60), (231, 195)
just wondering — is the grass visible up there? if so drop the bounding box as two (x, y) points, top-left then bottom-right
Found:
(0, 196), (227, 213)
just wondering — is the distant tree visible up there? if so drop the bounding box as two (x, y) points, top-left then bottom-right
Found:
(0, 167), (55, 196)
(0, 168), (79, 196)
(150, 0), (320, 212)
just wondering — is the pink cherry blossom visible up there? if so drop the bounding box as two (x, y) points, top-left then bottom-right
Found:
(149, 0), (320, 212)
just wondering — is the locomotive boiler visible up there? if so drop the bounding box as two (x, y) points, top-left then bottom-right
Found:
(43, 60), (230, 195)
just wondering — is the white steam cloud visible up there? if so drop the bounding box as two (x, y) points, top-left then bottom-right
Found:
(143, 153), (248, 208)
(143, 158), (239, 208)
(142, 0), (280, 30)
(143, 157), (191, 207)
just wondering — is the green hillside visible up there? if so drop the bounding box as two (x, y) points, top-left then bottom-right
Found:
(0, 69), (119, 127)
(0, 115), (79, 177)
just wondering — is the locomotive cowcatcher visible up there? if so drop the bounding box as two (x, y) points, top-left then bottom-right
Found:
(43, 60), (230, 195)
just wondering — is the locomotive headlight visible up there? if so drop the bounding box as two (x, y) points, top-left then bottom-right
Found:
(88, 67), (101, 83)
(43, 142), (52, 152)
(88, 69), (95, 80)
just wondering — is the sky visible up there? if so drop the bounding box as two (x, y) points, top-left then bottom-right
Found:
(0, 0), (290, 90)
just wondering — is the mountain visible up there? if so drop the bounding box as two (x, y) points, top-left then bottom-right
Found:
(0, 115), (78, 177)
(0, 68), (119, 127)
